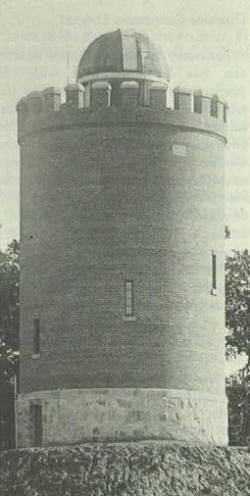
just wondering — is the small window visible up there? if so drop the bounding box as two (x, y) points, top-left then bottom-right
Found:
(211, 253), (217, 294)
(31, 403), (42, 446)
(125, 280), (134, 316)
(34, 319), (40, 355)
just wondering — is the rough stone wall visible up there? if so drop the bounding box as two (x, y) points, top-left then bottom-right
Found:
(17, 388), (228, 447)
(1, 443), (250, 496)
(19, 115), (225, 395)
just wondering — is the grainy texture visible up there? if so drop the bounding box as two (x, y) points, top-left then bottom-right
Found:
(1, 443), (250, 495)
(17, 60), (228, 445)
(17, 388), (228, 447)
(18, 103), (226, 393)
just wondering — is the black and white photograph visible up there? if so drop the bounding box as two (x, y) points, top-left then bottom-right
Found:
(0, 0), (250, 494)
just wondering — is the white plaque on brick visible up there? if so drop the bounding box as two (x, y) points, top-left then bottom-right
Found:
(172, 144), (186, 156)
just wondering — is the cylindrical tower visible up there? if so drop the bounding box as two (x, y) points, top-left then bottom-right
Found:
(17, 30), (228, 447)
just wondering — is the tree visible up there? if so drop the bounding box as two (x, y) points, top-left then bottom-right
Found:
(0, 336), (18, 449)
(0, 240), (20, 449)
(225, 249), (250, 363)
(0, 338), (18, 385)
(225, 248), (250, 445)
(0, 239), (20, 351)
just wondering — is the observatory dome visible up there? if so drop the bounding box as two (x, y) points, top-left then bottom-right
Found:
(77, 29), (170, 83)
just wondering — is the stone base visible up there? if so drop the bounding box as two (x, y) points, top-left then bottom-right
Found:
(17, 388), (228, 447)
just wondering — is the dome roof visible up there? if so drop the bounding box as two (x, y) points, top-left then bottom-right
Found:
(77, 29), (169, 82)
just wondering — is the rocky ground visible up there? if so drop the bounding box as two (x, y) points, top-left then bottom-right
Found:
(1, 442), (250, 495)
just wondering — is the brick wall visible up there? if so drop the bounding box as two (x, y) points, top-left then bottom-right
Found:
(19, 109), (225, 396)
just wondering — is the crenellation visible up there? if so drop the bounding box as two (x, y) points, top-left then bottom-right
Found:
(217, 100), (225, 121)
(16, 97), (28, 136)
(195, 91), (211, 117)
(43, 86), (61, 112)
(149, 82), (167, 110)
(17, 85), (228, 134)
(120, 80), (139, 107)
(211, 94), (219, 118)
(173, 87), (192, 112)
(91, 81), (111, 110)
(26, 91), (43, 116)
(65, 83), (85, 109)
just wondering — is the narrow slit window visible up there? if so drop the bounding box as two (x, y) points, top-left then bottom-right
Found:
(211, 99), (218, 118)
(125, 280), (134, 316)
(34, 319), (40, 355)
(212, 253), (217, 290)
(31, 404), (42, 446)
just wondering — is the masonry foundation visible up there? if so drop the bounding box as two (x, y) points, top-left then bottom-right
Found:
(17, 388), (228, 448)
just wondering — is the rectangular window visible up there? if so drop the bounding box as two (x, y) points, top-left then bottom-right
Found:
(34, 319), (40, 355)
(31, 403), (42, 446)
(211, 99), (218, 117)
(212, 253), (217, 290)
(125, 280), (134, 316)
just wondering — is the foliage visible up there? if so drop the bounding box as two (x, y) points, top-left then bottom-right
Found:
(226, 370), (250, 446)
(0, 240), (20, 449)
(0, 338), (18, 386)
(0, 239), (20, 385)
(225, 249), (250, 363)
(225, 248), (250, 445)
(0, 239), (20, 351)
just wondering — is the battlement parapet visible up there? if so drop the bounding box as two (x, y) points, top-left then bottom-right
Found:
(149, 82), (167, 110)
(16, 96), (28, 130)
(173, 87), (192, 113)
(193, 89), (228, 123)
(211, 94), (228, 122)
(26, 91), (43, 115)
(120, 81), (139, 107)
(91, 81), (111, 110)
(43, 87), (61, 112)
(65, 83), (85, 109)
(17, 82), (228, 142)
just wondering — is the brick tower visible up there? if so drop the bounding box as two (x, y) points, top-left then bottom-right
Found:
(16, 29), (228, 447)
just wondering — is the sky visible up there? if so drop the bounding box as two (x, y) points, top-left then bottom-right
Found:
(0, 0), (249, 374)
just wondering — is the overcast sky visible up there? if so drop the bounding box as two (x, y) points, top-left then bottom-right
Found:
(0, 0), (249, 251)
